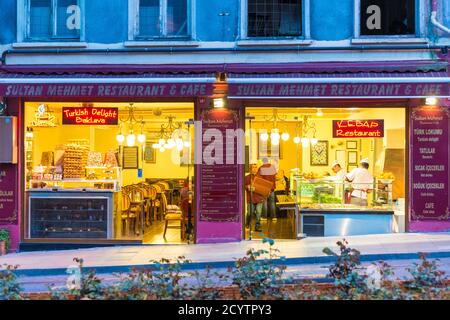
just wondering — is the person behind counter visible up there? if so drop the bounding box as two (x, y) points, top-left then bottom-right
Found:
(245, 163), (265, 231)
(275, 168), (289, 218)
(258, 158), (277, 222)
(331, 160), (347, 180)
(345, 158), (374, 206)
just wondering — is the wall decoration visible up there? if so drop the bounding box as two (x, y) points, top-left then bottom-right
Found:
(30, 104), (56, 127)
(346, 140), (358, 149)
(122, 146), (139, 169)
(310, 140), (328, 166)
(257, 133), (283, 160)
(335, 150), (346, 167)
(348, 151), (358, 164)
(144, 142), (156, 164)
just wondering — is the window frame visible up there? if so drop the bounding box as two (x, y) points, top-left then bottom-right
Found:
(17, 0), (85, 43)
(129, 0), (194, 41)
(353, 0), (427, 42)
(240, 0), (310, 40)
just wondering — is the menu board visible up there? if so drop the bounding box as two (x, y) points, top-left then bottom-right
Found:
(410, 106), (450, 221)
(122, 146), (139, 169)
(199, 108), (241, 222)
(0, 164), (18, 224)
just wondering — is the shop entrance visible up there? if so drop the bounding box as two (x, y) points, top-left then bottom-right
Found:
(24, 102), (195, 245)
(244, 106), (406, 240)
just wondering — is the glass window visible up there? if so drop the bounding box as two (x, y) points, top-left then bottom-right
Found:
(28, 0), (80, 40)
(138, 0), (189, 38)
(29, 0), (51, 38)
(247, 0), (302, 38)
(360, 0), (415, 36)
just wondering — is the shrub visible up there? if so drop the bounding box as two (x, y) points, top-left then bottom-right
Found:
(0, 264), (24, 300)
(0, 229), (11, 252)
(322, 239), (368, 299)
(50, 258), (104, 300)
(230, 238), (289, 300)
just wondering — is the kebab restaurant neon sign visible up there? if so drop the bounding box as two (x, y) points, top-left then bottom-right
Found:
(333, 119), (384, 138)
(62, 107), (118, 125)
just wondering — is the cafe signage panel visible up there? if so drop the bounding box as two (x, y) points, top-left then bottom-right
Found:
(333, 120), (384, 138)
(410, 106), (450, 221)
(199, 108), (241, 222)
(0, 164), (18, 224)
(62, 107), (118, 125)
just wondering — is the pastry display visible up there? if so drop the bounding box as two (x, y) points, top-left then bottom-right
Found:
(87, 151), (103, 167)
(104, 150), (119, 167)
(63, 143), (89, 179)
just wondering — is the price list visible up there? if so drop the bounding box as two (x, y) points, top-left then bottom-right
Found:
(411, 107), (450, 220)
(0, 164), (17, 223)
(200, 108), (240, 222)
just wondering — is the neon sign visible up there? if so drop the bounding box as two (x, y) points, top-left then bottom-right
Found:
(62, 107), (118, 125)
(333, 120), (384, 138)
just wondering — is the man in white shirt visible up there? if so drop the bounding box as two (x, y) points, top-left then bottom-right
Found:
(346, 158), (374, 206)
(331, 160), (347, 180)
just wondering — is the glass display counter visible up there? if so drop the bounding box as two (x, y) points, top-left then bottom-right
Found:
(282, 174), (395, 237)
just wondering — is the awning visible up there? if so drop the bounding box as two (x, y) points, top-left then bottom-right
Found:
(228, 71), (450, 99)
(0, 71), (216, 98)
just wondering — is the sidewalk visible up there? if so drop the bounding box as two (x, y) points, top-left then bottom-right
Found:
(1, 233), (450, 277)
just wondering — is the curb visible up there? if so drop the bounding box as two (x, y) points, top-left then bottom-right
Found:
(9, 250), (450, 277)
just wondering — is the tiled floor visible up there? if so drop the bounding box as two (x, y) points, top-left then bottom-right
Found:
(1, 232), (450, 271)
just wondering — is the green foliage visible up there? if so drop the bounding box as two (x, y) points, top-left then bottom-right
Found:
(323, 239), (368, 299)
(0, 229), (11, 252)
(50, 258), (104, 300)
(230, 238), (289, 300)
(0, 264), (24, 300)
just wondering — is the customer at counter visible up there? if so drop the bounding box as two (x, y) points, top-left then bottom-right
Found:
(258, 158), (277, 222)
(331, 160), (347, 180)
(245, 164), (265, 231)
(346, 158), (374, 206)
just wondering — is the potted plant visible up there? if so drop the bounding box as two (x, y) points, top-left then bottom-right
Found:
(0, 228), (10, 256)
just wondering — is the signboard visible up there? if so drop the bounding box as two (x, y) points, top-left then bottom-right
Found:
(333, 119), (384, 138)
(199, 108), (241, 222)
(0, 83), (213, 98)
(0, 164), (18, 224)
(410, 106), (450, 221)
(122, 147), (139, 169)
(228, 82), (450, 98)
(62, 107), (118, 125)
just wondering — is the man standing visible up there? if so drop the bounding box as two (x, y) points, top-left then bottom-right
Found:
(258, 158), (277, 223)
(245, 163), (265, 231)
(346, 158), (374, 206)
(331, 160), (347, 180)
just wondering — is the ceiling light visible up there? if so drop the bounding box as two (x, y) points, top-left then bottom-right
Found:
(116, 133), (125, 144)
(293, 136), (301, 144)
(425, 97), (439, 106)
(260, 132), (269, 142)
(214, 98), (225, 108)
(137, 133), (146, 144)
(310, 138), (318, 145)
(270, 132), (280, 141)
(281, 132), (290, 141)
(126, 133), (136, 147)
(316, 109), (324, 117)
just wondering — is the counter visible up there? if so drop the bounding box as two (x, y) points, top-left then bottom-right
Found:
(276, 195), (395, 237)
(26, 190), (118, 240)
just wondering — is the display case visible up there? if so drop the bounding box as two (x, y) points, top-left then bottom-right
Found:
(291, 176), (394, 210)
(28, 191), (115, 239)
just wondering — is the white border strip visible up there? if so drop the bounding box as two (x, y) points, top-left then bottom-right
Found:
(229, 96), (450, 99)
(228, 77), (450, 84)
(0, 77), (217, 84)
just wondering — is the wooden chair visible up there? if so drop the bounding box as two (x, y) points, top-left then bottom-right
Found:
(121, 192), (138, 237)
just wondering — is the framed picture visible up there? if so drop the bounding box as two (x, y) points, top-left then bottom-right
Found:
(347, 151), (358, 164)
(310, 140), (328, 166)
(335, 150), (346, 167)
(122, 146), (139, 169)
(346, 140), (357, 149)
(257, 133), (283, 160)
(144, 142), (156, 164)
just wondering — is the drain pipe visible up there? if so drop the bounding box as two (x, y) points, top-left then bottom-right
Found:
(431, 0), (450, 34)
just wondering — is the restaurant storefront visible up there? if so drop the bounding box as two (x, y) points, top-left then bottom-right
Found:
(0, 61), (450, 251)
